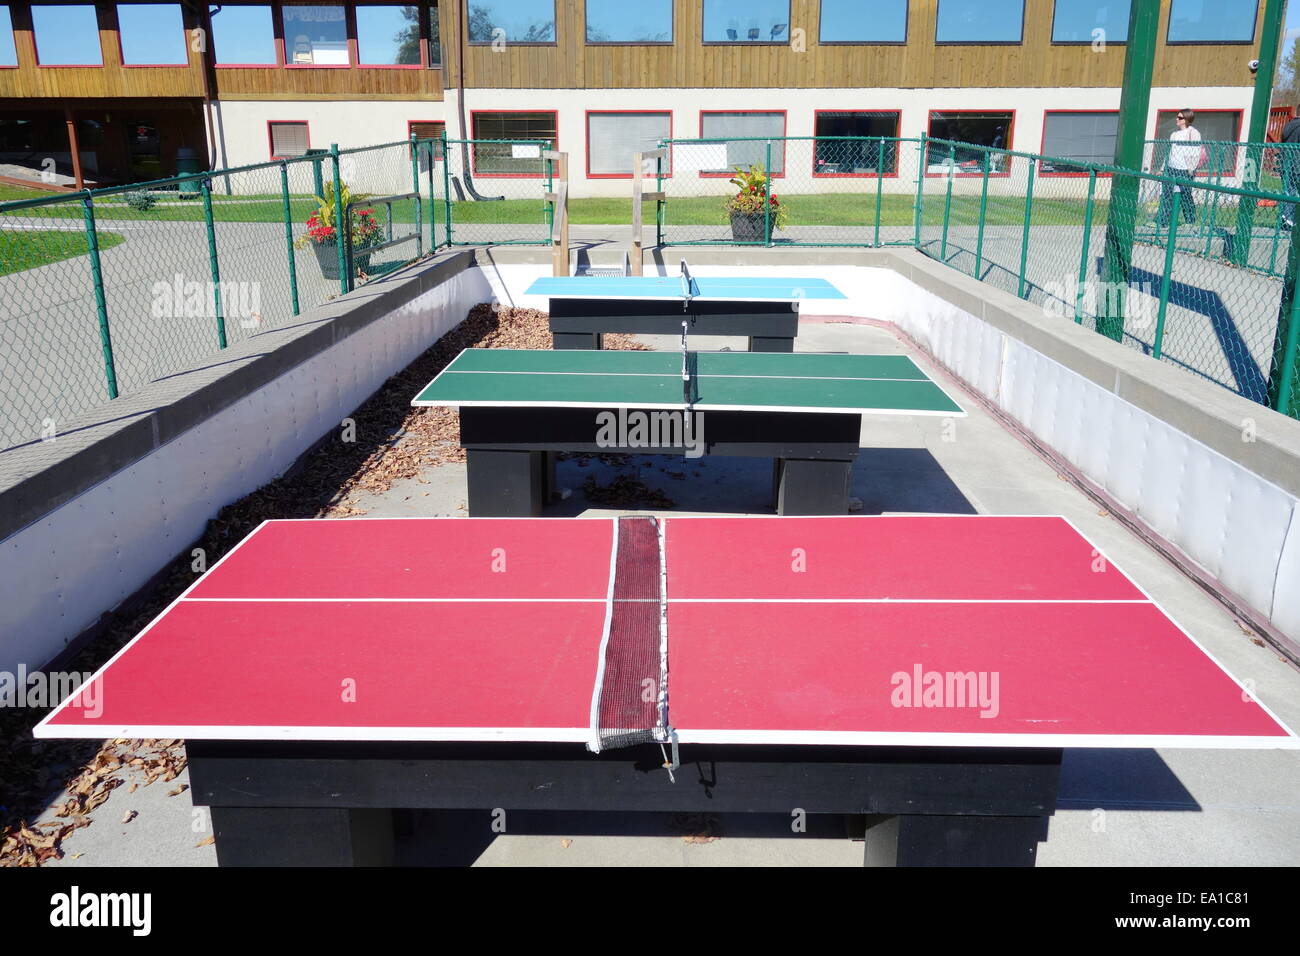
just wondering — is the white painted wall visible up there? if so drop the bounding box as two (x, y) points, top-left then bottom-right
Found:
(1, 266), (491, 674)
(209, 86), (1254, 198)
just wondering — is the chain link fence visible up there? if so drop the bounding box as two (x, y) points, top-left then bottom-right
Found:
(438, 137), (555, 246)
(0, 137), (455, 450)
(653, 136), (918, 248)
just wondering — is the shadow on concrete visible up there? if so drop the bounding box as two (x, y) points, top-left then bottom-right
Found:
(1056, 749), (1200, 812)
(393, 808), (860, 866)
(540, 449), (973, 517)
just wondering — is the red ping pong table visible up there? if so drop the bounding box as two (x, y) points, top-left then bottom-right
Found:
(37, 515), (1298, 867)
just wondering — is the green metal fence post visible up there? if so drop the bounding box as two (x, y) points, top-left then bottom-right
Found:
(874, 137), (884, 247)
(81, 191), (118, 399)
(410, 133), (423, 258)
(1268, 198), (1300, 415)
(330, 144), (348, 294)
(1153, 192), (1182, 359)
(280, 160), (300, 317)
(913, 133), (926, 248)
(764, 139), (773, 247)
(1075, 169), (1098, 324)
(1233, 0), (1286, 266)
(657, 148), (666, 248)
(1100, 0), (1160, 342)
(441, 133), (453, 247)
(974, 151), (991, 279)
(940, 145), (955, 261)
(200, 176), (227, 348)
(1017, 157), (1037, 299)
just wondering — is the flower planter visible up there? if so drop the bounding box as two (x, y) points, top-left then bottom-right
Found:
(310, 240), (370, 280)
(729, 212), (769, 243)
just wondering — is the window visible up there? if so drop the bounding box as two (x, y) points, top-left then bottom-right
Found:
(1153, 109), (1242, 175)
(587, 112), (671, 176)
(118, 4), (188, 65)
(0, 6), (17, 66)
(269, 121), (310, 158)
(935, 0), (1023, 43)
(699, 111), (785, 174)
(820, 0), (907, 44)
(356, 5), (420, 65)
(471, 111), (557, 175)
(32, 4), (102, 64)
(1040, 111), (1118, 174)
(210, 5), (277, 64)
(927, 111), (1014, 173)
(283, 4), (349, 65)
(813, 111), (900, 175)
(468, 0), (555, 43)
(1052, 0), (1130, 43)
(410, 120), (445, 159)
(586, 0), (672, 43)
(428, 1), (441, 66)
(702, 0), (790, 43)
(1167, 0), (1256, 44)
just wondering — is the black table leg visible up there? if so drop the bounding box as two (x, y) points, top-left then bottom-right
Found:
(776, 459), (852, 515)
(209, 807), (395, 867)
(466, 449), (545, 516)
(552, 332), (602, 350)
(749, 335), (795, 353)
(862, 814), (1047, 867)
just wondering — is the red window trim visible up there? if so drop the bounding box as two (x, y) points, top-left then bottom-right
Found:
(811, 109), (903, 179)
(697, 110), (788, 179)
(267, 119), (311, 159)
(1037, 109), (1120, 178)
(469, 109), (559, 179)
(1151, 108), (1244, 178)
(925, 109), (1017, 178)
(584, 109), (674, 179)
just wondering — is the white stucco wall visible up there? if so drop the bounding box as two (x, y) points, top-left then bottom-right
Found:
(208, 86), (1255, 198)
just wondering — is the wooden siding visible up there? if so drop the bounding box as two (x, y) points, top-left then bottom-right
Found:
(442, 0), (1264, 90)
(0, 3), (207, 98)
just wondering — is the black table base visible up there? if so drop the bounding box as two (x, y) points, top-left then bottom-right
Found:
(549, 298), (798, 352)
(189, 741), (1062, 867)
(459, 406), (861, 517)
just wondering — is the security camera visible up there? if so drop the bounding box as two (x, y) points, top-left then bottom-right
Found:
(1249, 59), (1261, 73)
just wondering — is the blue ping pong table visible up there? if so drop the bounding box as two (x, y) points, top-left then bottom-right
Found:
(527, 269), (847, 353)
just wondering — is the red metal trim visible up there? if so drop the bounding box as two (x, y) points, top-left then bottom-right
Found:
(925, 108), (1017, 178)
(811, 109), (903, 179)
(697, 110), (788, 178)
(267, 119), (311, 159)
(469, 109), (558, 179)
(584, 109), (674, 179)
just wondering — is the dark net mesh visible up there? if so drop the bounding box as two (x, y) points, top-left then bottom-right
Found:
(595, 516), (666, 751)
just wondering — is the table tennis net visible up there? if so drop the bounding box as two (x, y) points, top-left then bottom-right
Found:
(591, 516), (670, 753)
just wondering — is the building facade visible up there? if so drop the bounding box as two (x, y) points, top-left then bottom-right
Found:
(0, 0), (1273, 195)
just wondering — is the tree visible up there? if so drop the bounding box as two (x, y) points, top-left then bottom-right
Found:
(394, 6), (422, 65)
(1276, 37), (1300, 111)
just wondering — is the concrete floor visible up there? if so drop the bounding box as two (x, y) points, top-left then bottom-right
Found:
(31, 319), (1300, 867)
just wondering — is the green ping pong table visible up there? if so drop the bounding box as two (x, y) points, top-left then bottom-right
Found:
(528, 272), (848, 353)
(413, 349), (965, 516)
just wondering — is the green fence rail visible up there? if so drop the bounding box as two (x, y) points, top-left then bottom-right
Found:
(3, 132), (1299, 451)
(0, 135), (555, 450)
(651, 134), (1300, 422)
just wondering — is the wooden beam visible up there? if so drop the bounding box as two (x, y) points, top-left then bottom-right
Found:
(65, 108), (84, 191)
(544, 150), (569, 277)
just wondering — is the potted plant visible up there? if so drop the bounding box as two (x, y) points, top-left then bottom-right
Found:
(295, 181), (382, 280)
(723, 164), (788, 242)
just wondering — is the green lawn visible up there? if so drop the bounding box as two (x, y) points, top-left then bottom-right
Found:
(0, 229), (125, 276)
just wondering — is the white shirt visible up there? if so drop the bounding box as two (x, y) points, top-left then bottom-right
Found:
(1168, 127), (1202, 172)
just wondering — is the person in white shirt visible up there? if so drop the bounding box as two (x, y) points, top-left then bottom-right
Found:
(1156, 110), (1202, 228)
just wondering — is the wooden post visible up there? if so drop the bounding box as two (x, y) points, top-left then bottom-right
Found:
(631, 151), (644, 276)
(544, 150), (569, 276)
(65, 108), (84, 191)
(631, 148), (667, 277)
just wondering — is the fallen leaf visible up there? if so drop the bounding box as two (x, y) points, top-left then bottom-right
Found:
(121, 810), (137, 824)
(195, 836), (215, 847)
